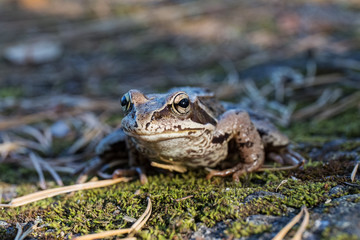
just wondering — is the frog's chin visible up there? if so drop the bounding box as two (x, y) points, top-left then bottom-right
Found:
(124, 129), (205, 142)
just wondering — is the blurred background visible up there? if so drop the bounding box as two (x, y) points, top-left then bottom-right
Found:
(1, 0), (359, 97)
(0, 0), (360, 179)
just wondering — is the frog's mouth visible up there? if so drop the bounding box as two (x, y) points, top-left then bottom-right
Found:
(123, 128), (205, 141)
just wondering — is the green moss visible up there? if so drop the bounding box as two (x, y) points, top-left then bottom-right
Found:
(321, 227), (359, 240)
(226, 221), (271, 238)
(286, 109), (360, 140)
(2, 151), (352, 238)
(0, 167), (346, 239)
(0, 163), (39, 185)
(0, 87), (23, 98)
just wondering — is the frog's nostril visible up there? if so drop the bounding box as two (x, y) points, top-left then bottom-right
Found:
(129, 90), (148, 105)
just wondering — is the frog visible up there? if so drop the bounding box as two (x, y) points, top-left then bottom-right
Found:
(89, 87), (304, 184)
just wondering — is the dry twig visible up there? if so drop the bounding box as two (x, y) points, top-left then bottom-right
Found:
(14, 223), (22, 240)
(0, 177), (131, 208)
(0, 141), (24, 159)
(315, 91), (360, 121)
(174, 195), (194, 202)
(351, 161), (359, 183)
(292, 206), (310, 240)
(29, 152), (47, 190)
(272, 205), (309, 240)
(14, 221), (39, 240)
(38, 157), (64, 186)
(275, 180), (288, 192)
(73, 197), (152, 240)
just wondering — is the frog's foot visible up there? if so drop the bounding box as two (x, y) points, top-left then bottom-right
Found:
(76, 157), (103, 184)
(97, 165), (148, 184)
(206, 162), (256, 182)
(265, 148), (305, 170)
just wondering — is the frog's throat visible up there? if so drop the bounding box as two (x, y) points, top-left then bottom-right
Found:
(123, 128), (206, 141)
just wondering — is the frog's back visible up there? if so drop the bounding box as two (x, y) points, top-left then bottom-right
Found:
(222, 102), (289, 148)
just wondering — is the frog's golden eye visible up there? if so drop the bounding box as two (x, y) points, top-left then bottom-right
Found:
(120, 92), (132, 112)
(172, 92), (190, 115)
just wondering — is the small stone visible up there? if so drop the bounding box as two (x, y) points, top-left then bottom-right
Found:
(0, 220), (8, 227)
(51, 120), (70, 138)
(3, 40), (62, 65)
(244, 191), (285, 203)
(328, 185), (348, 198)
(123, 215), (136, 223)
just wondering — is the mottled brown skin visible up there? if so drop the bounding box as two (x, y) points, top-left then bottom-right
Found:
(94, 87), (304, 183)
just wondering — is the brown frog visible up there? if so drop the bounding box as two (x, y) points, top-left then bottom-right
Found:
(93, 87), (304, 183)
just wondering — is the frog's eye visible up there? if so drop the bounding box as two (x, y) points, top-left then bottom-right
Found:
(120, 92), (132, 112)
(172, 92), (190, 114)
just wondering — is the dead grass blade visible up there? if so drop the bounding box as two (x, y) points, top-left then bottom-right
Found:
(0, 108), (85, 131)
(0, 141), (24, 159)
(0, 111), (56, 131)
(66, 128), (102, 154)
(150, 161), (187, 173)
(29, 152), (47, 190)
(0, 177), (131, 208)
(22, 126), (51, 150)
(272, 206), (304, 240)
(14, 223), (22, 240)
(174, 195), (194, 202)
(16, 139), (46, 153)
(276, 180), (288, 192)
(129, 197), (152, 235)
(315, 91), (360, 121)
(291, 73), (344, 90)
(292, 206), (309, 240)
(257, 163), (303, 172)
(15, 221), (39, 240)
(73, 197), (152, 240)
(72, 228), (130, 240)
(38, 158), (64, 186)
(351, 161), (359, 182)
(0, 97), (119, 131)
(292, 88), (342, 121)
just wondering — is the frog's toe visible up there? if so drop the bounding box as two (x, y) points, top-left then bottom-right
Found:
(287, 149), (305, 168)
(267, 149), (305, 168)
(76, 157), (103, 183)
(206, 162), (257, 182)
(267, 152), (285, 165)
(95, 161), (148, 184)
(281, 149), (305, 168)
(111, 167), (148, 184)
(206, 163), (243, 180)
(232, 169), (246, 182)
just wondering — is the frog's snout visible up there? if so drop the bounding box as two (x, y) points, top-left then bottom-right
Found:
(128, 90), (149, 106)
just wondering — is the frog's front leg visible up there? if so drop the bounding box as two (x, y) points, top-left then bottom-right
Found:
(207, 110), (265, 182)
(91, 128), (148, 184)
(109, 136), (148, 184)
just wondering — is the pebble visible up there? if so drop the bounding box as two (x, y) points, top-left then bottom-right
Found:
(3, 40), (62, 65)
